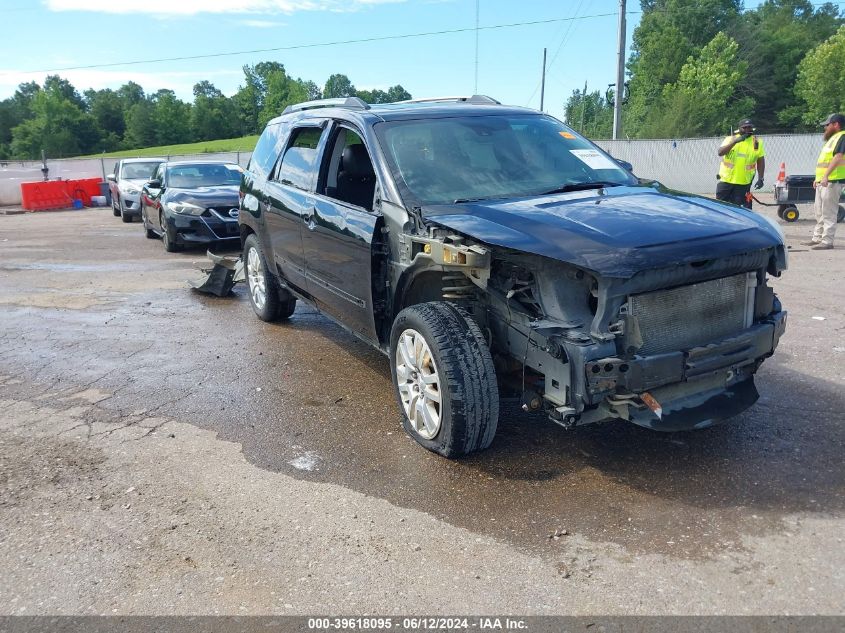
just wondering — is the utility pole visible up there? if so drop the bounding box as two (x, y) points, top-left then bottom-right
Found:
(539, 48), (547, 111)
(474, 0), (479, 94)
(580, 81), (587, 134)
(613, 0), (626, 140)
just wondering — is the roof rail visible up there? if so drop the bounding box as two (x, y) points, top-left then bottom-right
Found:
(282, 96), (370, 115)
(394, 95), (501, 105)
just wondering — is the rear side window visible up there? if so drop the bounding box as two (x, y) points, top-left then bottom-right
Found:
(249, 123), (285, 179)
(277, 127), (324, 191)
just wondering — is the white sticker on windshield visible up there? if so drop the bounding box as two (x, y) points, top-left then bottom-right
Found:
(569, 149), (618, 170)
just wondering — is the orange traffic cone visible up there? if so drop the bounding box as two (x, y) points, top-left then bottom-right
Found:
(776, 162), (786, 183)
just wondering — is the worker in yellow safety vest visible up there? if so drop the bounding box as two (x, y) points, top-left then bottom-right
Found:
(800, 113), (845, 250)
(716, 118), (766, 209)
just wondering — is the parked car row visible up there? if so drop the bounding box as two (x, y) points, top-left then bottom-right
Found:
(109, 158), (243, 252)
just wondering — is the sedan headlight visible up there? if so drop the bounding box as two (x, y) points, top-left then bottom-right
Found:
(167, 202), (205, 216)
(120, 184), (139, 195)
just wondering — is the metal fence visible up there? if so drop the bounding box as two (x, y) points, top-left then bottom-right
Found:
(0, 133), (824, 206)
(595, 133), (821, 195)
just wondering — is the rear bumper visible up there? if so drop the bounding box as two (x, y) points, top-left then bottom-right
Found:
(582, 310), (786, 430)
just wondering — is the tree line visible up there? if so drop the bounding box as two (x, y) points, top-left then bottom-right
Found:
(564, 0), (845, 139)
(0, 63), (410, 160)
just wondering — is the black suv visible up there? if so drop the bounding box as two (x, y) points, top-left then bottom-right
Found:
(239, 96), (787, 458)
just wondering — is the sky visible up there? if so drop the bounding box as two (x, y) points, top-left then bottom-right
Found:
(3, 0), (636, 123)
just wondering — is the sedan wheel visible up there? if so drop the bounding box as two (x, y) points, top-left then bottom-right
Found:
(160, 212), (179, 252)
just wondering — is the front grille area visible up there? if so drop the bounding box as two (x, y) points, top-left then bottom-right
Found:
(630, 273), (751, 355)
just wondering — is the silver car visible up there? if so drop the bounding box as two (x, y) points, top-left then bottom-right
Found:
(107, 158), (165, 222)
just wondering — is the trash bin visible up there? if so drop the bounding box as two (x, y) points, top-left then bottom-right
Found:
(99, 181), (112, 205)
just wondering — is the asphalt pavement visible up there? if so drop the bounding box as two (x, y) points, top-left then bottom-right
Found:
(0, 204), (842, 615)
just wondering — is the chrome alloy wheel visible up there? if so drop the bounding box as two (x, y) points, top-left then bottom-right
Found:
(395, 328), (442, 439)
(246, 246), (267, 310)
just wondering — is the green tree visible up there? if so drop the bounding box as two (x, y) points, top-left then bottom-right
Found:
(794, 24), (845, 125)
(85, 88), (126, 150)
(151, 89), (191, 145)
(43, 75), (86, 111)
(732, 0), (842, 131)
(0, 82), (41, 156)
(10, 89), (99, 158)
(191, 80), (237, 141)
(385, 85), (411, 102)
(123, 99), (156, 149)
(323, 74), (356, 98)
(259, 69), (309, 128)
(625, 0), (741, 136)
(117, 82), (146, 111)
(641, 32), (754, 137)
(563, 87), (613, 139)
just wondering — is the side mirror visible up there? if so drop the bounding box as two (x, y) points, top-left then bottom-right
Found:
(106, 174), (116, 182)
(615, 158), (634, 173)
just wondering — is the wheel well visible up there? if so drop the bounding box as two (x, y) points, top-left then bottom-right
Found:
(240, 224), (254, 248)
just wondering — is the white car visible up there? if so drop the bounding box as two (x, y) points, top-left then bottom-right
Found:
(107, 158), (165, 222)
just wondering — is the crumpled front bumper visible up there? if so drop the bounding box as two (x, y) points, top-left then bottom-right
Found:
(582, 311), (787, 431)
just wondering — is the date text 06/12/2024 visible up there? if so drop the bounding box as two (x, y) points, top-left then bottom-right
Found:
(307, 617), (528, 630)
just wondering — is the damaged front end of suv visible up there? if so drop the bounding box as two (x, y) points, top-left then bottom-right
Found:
(375, 110), (787, 445)
(404, 190), (787, 434)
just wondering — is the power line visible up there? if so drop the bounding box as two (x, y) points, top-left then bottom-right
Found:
(1, 13), (620, 77)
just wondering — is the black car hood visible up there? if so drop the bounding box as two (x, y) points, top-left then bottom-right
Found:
(165, 185), (239, 208)
(422, 185), (785, 278)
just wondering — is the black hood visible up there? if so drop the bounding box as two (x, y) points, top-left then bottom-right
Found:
(165, 185), (240, 208)
(422, 185), (786, 278)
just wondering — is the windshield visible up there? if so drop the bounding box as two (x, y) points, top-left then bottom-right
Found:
(166, 163), (243, 189)
(121, 162), (162, 180)
(375, 114), (635, 205)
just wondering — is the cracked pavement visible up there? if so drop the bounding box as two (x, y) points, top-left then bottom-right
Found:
(0, 207), (843, 615)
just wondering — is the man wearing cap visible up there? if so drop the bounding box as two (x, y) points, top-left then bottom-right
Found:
(801, 113), (845, 250)
(716, 118), (766, 208)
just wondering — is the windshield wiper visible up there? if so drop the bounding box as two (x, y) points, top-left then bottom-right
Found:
(540, 181), (622, 195)
(453, 196), (495, 204)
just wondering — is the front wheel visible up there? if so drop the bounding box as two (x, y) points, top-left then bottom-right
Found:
(142, 209), (156, 239)
(244, 233), (295, 321)
(120, 200), (132, 223)
(160, 212), (181, 252)
(390, 302), (499, 458)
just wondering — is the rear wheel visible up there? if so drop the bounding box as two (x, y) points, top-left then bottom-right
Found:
(390, 302), (499, 458)
(781, 205), (799, 222)
(244, 233), (295, 321)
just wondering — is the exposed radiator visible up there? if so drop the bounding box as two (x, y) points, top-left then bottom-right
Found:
(630, 273), (754, 355)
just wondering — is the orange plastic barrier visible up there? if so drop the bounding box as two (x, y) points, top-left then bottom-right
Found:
(20, 181), (73, 211)
(20, 178), (103, 211)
